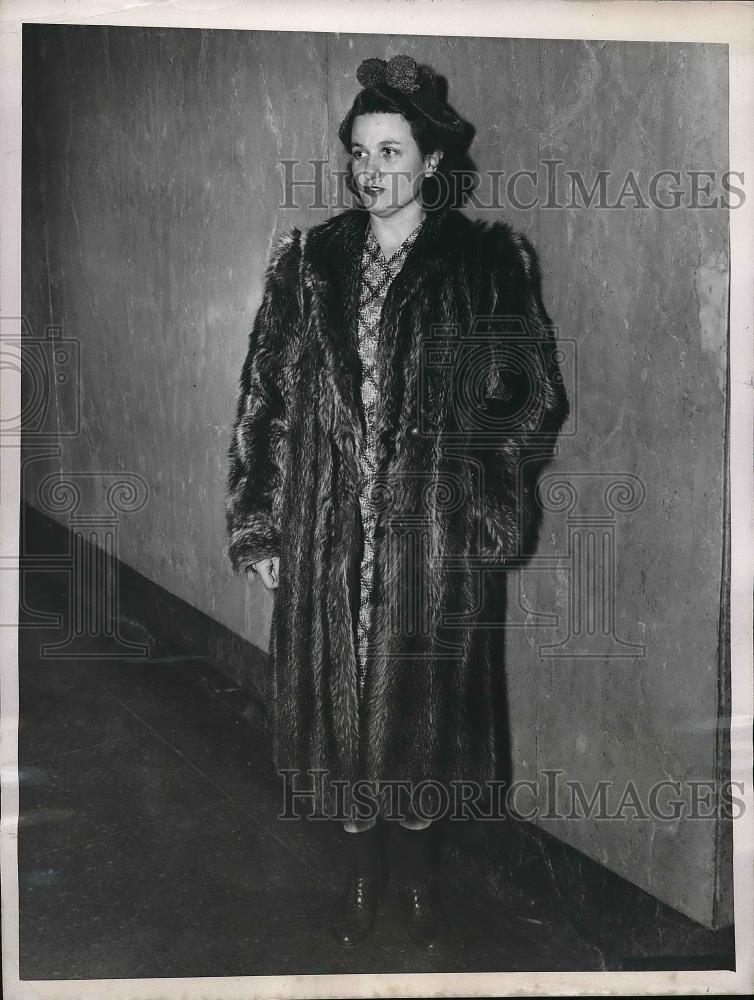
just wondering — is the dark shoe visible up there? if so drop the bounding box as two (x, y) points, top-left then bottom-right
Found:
(330, 871), (383, 948)
(398, 878), (448, 953)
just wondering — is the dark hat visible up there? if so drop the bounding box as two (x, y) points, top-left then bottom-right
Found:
(353, 55), (466, 138)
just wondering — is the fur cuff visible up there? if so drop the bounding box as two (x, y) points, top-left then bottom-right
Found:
(225, 515), (281, 575)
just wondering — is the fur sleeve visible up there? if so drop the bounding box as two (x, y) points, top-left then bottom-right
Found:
(474, 223), (569, 563)
(224, 229), (303, 576)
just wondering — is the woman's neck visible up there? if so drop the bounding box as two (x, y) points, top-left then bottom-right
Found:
(368, 201), (426, 258)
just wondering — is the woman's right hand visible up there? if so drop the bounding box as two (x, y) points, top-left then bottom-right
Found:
(249, 556), (280, 590)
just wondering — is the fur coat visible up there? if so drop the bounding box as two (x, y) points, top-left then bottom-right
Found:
(225, 204), (569, 814)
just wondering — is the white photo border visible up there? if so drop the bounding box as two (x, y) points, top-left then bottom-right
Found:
(1, 1), (752, 997)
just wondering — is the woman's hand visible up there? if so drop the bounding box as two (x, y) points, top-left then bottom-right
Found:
(249, 556), (280, 590)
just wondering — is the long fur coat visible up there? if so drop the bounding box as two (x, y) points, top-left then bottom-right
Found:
(225, 204), (569, 814)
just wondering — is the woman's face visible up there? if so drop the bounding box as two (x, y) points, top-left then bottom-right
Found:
(349, 112), (436, 217)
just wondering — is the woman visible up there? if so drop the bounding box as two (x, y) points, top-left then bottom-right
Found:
(225, 55), (568, 953)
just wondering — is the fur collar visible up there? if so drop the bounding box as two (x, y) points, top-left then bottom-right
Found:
(305, 204), (457, 320)
(297, 206), (458, 439)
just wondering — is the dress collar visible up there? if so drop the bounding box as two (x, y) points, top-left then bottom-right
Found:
(364, 215), (427, 269)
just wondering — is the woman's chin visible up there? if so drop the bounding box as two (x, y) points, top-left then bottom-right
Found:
(360, 195), (417, 218)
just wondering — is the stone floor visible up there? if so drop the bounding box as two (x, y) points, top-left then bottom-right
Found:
(15, 518), (735, 980)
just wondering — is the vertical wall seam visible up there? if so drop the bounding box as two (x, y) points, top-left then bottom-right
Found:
(712, 228), (733, 930)
(324, 33), (331, 211)
(534, 34), (542, 797)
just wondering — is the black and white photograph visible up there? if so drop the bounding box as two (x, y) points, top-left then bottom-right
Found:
(1, 1), (752, 997)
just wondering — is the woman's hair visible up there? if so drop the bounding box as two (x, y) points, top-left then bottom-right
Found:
(337, 57), (474, 211)
(338, 86), (452, 161)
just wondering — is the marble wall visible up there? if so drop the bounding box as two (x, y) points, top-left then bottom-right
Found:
(22, 26), (731, 927)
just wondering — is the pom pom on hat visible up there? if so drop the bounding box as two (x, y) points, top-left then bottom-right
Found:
(356, 54), (431, 96)
(353, 54), (465, 137)
(385, 54), (423, 92)
(356, 56), (436, 94)
(356, 57), (388, 89)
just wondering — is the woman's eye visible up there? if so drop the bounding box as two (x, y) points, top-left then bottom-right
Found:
(352, 150), (365, 159)
(382, 148), (398, 158)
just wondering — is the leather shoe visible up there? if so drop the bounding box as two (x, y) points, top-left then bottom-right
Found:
(398, 879), (448, 953)
(330, 871), (382, 948)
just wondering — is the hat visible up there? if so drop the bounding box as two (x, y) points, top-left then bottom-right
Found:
(353, 55), (466, 138)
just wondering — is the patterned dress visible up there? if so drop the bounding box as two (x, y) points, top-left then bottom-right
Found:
(355, 217), (425, 677)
